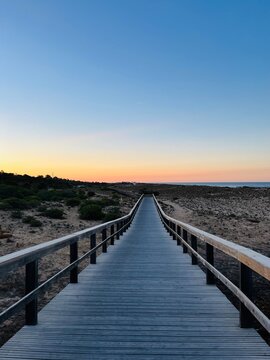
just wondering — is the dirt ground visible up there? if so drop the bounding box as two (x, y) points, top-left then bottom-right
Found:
(114, 183), (270, 343)
(1, 183), (270, 346)
(0, 192), (135, 346)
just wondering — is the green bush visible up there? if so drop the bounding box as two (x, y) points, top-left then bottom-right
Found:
(99, 197), (119, 207)
(37, 189), (76, 201)
(0, 184), (33, 199)
(0, 201), (7, 210)
(77, 189), (87, 199)
(25, 196), (40, 208)
(103, 207), (122, 222)
(23, 216), (42, 227)
(66, 198), (81, 207)
(0, 197), (29, 210)
(87, 191), (95, 197)
(37, 205), (47, 212)
(44, 208), (64, 219)
(83, 197), (119, 208)
(11, 210), (23, 219)
(79, 204), (103, 220)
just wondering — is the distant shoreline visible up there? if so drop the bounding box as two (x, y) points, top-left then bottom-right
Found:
(155, 182), (270, 188)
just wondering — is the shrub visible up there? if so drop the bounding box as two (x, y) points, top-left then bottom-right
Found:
(66, 198), (81, 207)
(0, 197), (29, 210)
(25, 196), (40, 208)
(37, 189), (76, 201)
(79, 204), (103, 220)
(37, 205), (47, 212)
(44, 208), (64, 219)
(23, 216), (42, 227)
(87, 191), (95, 197)
(0, 184), (33, 199)
(103, 207), (122, 222)
(11, 210), (23, 219)
(99, 197), (119, 207)
(0, 201), (7, 210)
(37, 190), (56, 201)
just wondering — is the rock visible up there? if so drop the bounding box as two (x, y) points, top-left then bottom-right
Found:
(0, 225), (12, 239)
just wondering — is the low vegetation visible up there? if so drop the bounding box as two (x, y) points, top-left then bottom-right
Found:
(0, 171), (123, 224)
(22, 216), (42, 227)
(103, 206), (122, 221)
(79, 204), (104, 220)
(42, 208), (64, 219)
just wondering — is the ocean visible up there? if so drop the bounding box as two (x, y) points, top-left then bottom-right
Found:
(162, 182), (270, 188)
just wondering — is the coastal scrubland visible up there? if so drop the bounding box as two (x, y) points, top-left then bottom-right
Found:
(0, 174), (270, 345)
(0, 172), (135, 345)
(114, 182), (270, 343)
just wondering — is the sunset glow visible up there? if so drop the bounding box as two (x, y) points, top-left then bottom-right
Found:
(1, 1), (270, 182)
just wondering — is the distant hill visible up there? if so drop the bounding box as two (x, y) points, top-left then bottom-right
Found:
(0, 171), (105, 211)
(0, 171), (101, 189)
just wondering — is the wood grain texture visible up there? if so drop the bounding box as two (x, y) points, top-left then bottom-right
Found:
(0, 197), (269, 359)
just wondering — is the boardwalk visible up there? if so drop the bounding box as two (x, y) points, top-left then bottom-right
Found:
(1, 197), (269, 359)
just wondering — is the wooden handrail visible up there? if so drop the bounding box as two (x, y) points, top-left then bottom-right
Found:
(0, 195), (143, 325)
(153, 195), (270, 281)
(0, 195), (143, 275)
(153, 194), (270, 332)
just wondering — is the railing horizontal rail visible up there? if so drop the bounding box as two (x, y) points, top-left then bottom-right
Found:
(0, 195), (143, 275)
(154, 195), (270, 281)
(0, 220), (130, 323)
(0, 195), (143, 325)
(153, 194), (270, 333)
(166, 222), (270, 333)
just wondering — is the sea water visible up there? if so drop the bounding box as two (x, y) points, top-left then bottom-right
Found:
(163, 182), (270, 188)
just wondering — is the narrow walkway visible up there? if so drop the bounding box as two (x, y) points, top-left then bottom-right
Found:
(1, 197), (269, 359)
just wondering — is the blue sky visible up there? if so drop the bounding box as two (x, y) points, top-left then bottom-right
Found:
(0, 0), (269, 181)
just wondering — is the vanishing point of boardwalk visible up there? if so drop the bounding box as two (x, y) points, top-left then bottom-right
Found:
(1, 197), (269, 359)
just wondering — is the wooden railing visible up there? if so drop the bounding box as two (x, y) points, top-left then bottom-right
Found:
(0, 195), (143, 326)
(153, 195), (270, 333)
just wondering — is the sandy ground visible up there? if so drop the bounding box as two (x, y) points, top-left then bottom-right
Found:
(1, 184), (270, 345)
(155, 185), (270, 343)
(0, 194), (135, 346)
(112, 184), (270, 342)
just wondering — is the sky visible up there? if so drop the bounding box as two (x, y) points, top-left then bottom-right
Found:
(0, 0), (269, 182)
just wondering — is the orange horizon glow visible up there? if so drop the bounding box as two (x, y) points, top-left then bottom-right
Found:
(1, 1), (270, 189)
(1, 122), (269, 184)
(1, 165), (269, 183)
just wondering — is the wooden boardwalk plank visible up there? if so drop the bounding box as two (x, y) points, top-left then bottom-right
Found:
(0, 197), (269, 359)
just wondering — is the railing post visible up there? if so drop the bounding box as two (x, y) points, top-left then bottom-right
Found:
(239, 263), (253, 328)
(102, 228), (107, 253)
(169, 221), (173, 237)
(206, 243), (215, 284)
(116, 223), (120, 239)
(124, 218), (129, 231)
(70, 241), (78, 283)
(90, 233), (96, 264)
(111, 225), (115, 245)
(165, 219), (169, 233)
(120, 221), (124, 236)
(191, 235), (198, 265)
(167, 220), (170, 233)
(25, 260), (38, 325)
(176, 225), (181, 246)
(123, 220), (127, 233)
(172, 223), (176, 240)
(182, 229), (188, 253)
